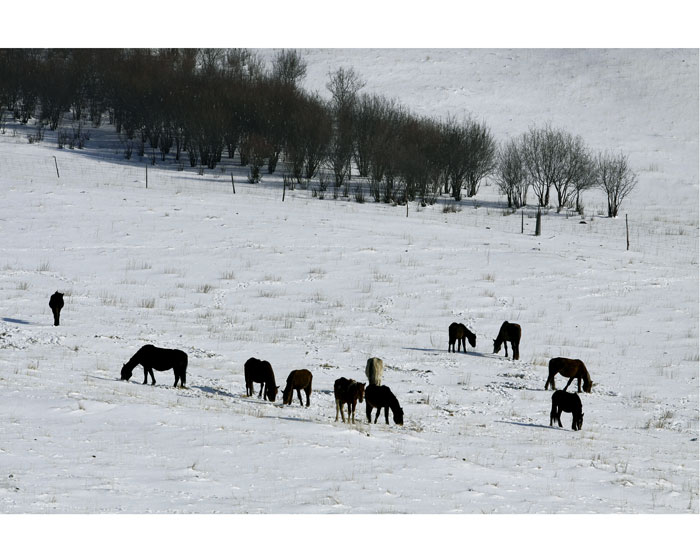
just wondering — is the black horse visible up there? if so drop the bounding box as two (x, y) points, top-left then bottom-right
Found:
(282, 369), (313, 407)
(448, 322), (476, 353)
(550, 390), (584, 431)
(365, 384), (404, 425)
(49, 291), (64, 326)
(121, 344), (188, 387)
(492, 320), (521, 360)
(244, 357), (278, 402)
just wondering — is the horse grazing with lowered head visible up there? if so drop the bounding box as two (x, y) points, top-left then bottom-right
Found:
(365, 384), (404, 425)
(334, 377), (365, 424)
(282, 369), (313, 407)
(49, 291), (64, 326)
(492, 321), (521, 360)
(550, 390), (584, 431)
(244, 357), (278, 402)
(545, 357), (592, 393)
(448, 322), (476, 353)
(121, 344), (188, 387)
(365, 357), (384, 386)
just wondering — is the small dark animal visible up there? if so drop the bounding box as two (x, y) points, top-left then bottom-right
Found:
(244, 357), (279, 402)
(448, 322), (476, 353)
(545, 357), (592, 393)
(365, 384), (404, 425)
(334, 377), (365, 424)
(365, 357), (384, 385)
(492, 320), (521, 360)
(282, 369), (313, 407)
(120, 344), (188, 387)
(550, 390), (584, 431)
(49, 291), (64, 326)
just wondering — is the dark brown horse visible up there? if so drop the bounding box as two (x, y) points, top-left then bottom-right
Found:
(365, 384), (404, 425)
(120, 344), (188, 387)
(244, 357), (279, 402)
(448, 322), (476, 353)
(334, 377), (365, 424)
(492, 321), (521, 360)
(545, 357), (592, 393)
(49, 291), (64, 326)
(550, 390), (584, 430)
(282, 369), (313, 407)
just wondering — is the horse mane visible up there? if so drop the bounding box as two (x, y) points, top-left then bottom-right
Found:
(580, 362), (592, 391)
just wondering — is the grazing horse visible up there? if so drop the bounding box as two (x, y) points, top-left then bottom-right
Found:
(550, 390), (584, 431)
(545, 357), (592, 393)
(244, 357), (278, 402)
(121, 344), (188, 387)
(365, 357), (384, 386)
(365, 384), (404, 425)
(49, 291), (64, 326)
(492, 321), (521, 360)
(282, 369), (313, 407)
(334, 377), (365, 424)
(448, 322), (476, 353)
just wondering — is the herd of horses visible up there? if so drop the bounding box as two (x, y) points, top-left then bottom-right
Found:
(52, 294), (592, 430)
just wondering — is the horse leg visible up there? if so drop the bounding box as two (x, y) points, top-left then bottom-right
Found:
(142, 366), (149, 384)
(577, 376), (582, 393)
(258, 383), (264, 399)
(366, 402), (372, 423)
(374, 408), (381, 424)
(513, 342), (519, 360)
(550, 403), (556, 426)
(149, 368), (156, 385)
(335, 399), (341, 422)
(384, 407), (390, 424)
(563, 376), (574, 391)
(504, 341), (509, 358)
(304, 388), (310, 407)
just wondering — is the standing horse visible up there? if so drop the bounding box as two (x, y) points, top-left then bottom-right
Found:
(545, 357), (592, 393)
(334, 377), (365, 424)
(49, 291), (64, 326)
(244, 357), (279, 402)
(492, 321), (521, 360)
(550, 390), (584, 431)
(365, 384), (404, 425)
(282, 369), (313, 407)
(120, 344), (188, 387)
(448, 322), (476, 353)
(365, 357), (384, 386)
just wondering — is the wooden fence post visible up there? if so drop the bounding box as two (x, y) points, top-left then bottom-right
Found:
(53, 156), (59, 178)
(231, 173), (236, 194)
(626, 214), (630, 251)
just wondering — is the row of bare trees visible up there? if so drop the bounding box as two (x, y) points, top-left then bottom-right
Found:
(0, 49), (635, 214)
(494, 125), (637, 217)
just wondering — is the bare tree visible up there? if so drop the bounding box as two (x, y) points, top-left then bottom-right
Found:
(463, 119), (497, 197)
(495, 139), (528, 208)
(597, 151), (637, 217)
(272, 49), (307, 86)
(519, 124), (560, 207)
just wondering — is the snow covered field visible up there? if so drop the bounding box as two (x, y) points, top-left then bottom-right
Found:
(0, 48), (697, 524)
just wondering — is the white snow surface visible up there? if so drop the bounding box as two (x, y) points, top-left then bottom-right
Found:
(0, 49), (697, 516)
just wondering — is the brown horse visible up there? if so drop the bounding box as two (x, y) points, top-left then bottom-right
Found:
(282, 369), (313, 406)
(334, 377), (365, 424)
(492, 321), (521, 360)
(49, 291), (64, 326)
(550, 390), (584, 430)
(545, 357), (592, 393)
(244, 357), (279, 402)
(448, 322), (476, 353)
(365, 384), (404, 425)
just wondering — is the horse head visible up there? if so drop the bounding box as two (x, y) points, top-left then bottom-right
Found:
(120, 363), (132, 381)
(394, 406), (404, 426)
(357, 383), (366, 403)
(492, 338), (501, 354)
(467, 331), (477, 348)
(267, 384), (280, 402)
(574, 413), (584, 431)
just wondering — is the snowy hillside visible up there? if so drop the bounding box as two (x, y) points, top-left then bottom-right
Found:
(0, 49), (697, 520)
